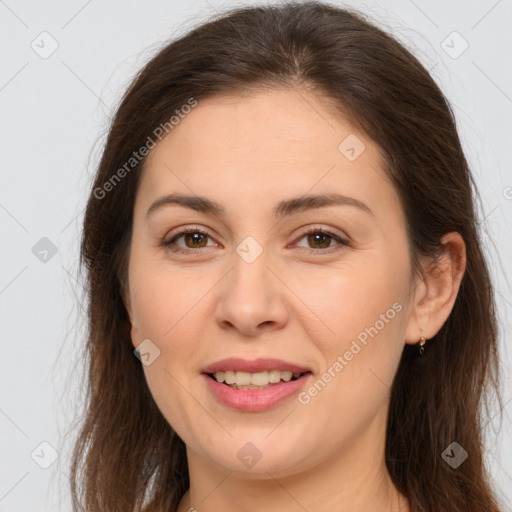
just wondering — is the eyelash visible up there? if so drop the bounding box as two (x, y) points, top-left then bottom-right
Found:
(161, 225), (350, 256)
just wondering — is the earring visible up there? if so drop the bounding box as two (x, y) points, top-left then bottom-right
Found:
(418, 336), (428, 356)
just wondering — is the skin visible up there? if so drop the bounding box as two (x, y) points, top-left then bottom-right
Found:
(124, 87), (466, 512)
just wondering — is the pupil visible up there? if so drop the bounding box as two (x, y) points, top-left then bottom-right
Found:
(309, 233), (329, 248)
(186, 233), (205, 248)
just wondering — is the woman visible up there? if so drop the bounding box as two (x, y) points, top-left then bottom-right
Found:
(71, 2), (504, 511)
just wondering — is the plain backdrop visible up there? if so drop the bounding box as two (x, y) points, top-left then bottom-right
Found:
(1, 0), (511, 510)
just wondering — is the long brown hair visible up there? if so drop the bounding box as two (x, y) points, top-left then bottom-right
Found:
(71, 2), (504, 510)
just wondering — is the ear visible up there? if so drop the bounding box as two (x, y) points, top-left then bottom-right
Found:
(404, 231), (466, 344)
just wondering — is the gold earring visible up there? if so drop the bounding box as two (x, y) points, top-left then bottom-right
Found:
(418, 336), (428, 356)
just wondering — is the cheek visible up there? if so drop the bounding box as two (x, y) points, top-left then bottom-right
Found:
(292, 256), (405, 350)
(129, 254), (208, 341)
(294, 258), (406, 404)
(129, 263), (209, 445)
(127, 262), (211, 433)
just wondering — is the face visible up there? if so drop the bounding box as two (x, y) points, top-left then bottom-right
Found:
(125, 88), (419, 478)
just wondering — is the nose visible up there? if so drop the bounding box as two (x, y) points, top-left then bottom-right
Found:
(214, 248), (289, 337)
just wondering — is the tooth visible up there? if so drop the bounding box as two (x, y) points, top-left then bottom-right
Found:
(224, 371), (236, 384)
(214, 369), (305, 387)
(268, 370), (281, 383)
(251, 371), (269, 386)
(235, 371), (251, 386)
(281, 371), (293, 382)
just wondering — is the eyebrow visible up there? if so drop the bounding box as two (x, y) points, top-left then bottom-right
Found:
(145, 192), (375, 220)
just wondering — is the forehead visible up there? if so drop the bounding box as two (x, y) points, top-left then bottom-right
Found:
(145, 88), (372, 168)
(136, 88), (399, 221)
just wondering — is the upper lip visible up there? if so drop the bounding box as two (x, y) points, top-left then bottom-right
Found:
(202, 357), (311, 374)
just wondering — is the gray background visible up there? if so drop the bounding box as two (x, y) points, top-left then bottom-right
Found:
(1, 0), (511, 510)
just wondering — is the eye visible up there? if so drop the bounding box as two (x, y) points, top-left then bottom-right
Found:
(162, 227), (217, 253)
(293, 227), (350, 255)
(161, 225), (350, 255)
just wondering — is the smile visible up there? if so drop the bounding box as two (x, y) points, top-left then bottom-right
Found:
(202, 371), (312, 412)
(210, 370), (305, 389)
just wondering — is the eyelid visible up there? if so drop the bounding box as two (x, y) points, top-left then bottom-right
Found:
(293, 224), (349, 243)
(165, 224), (213, 240)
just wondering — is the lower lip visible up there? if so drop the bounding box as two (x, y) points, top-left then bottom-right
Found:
(203, 372), (312, 412)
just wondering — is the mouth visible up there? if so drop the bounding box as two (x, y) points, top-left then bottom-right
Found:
(201, 357), (313, 411)
(202, 367), (313, 412)
(205, 370), (311, 390)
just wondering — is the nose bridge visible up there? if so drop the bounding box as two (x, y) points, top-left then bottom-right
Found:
(231, 239), (271, 298)
(230, 238), (274, 308)
(215, 237), (289, 334)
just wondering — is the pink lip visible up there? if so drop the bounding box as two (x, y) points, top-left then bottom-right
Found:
(203, 372), (312, 412)
(202, 357), (311, 374)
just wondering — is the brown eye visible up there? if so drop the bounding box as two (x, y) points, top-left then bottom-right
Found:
(182, 232), (208, 248)
(294, 228), (350, 255)
(162, 228), (216, 253)
(306, 232), (333, 249)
